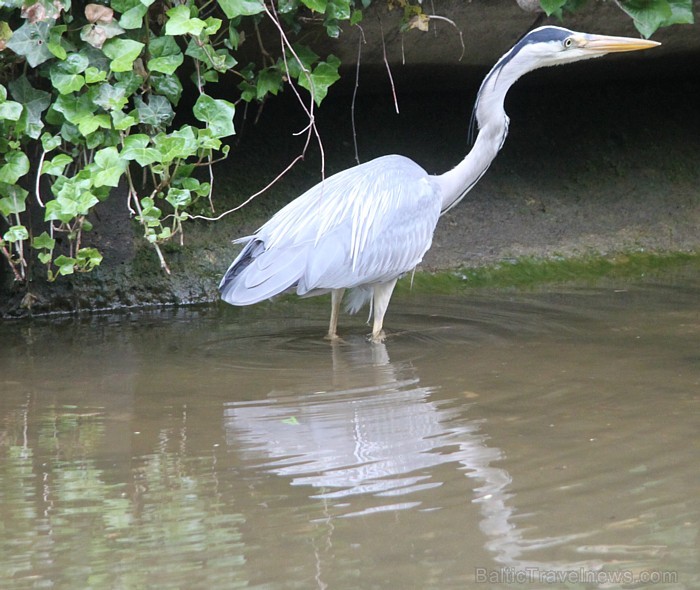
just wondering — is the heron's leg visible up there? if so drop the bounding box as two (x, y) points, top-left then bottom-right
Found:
(370, 278), (398, 343)
(325, 288), (345, 340)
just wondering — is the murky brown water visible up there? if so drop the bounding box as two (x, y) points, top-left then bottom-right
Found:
(1, 275), (699, 589)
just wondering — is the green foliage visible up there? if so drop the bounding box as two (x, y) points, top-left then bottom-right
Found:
(0, 0), (356, 282)
(539, 0), (693, 37)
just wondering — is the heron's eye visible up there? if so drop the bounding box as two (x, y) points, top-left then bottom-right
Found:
(563, 37), (574, 49)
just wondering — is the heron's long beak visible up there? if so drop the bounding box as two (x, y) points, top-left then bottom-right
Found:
(581, 34), (661, 54)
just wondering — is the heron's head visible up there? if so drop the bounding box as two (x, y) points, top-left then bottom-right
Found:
(471, 26), (660, 138)
(505, 26), (660, 71)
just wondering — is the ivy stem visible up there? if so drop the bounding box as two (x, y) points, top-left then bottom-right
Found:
(125, 166), (171, 274)
(1, 243), (24, 282)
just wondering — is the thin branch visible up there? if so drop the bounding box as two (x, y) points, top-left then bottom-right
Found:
(207, 153), (215, 213)
(379, 18), (399, 114)
(1, 243), (24, 282)
(426, 15), (465, 61)
(191, 153), (305, 222)
(124, 165), (170, 274)
(195, 0), (335, 225)
(265, 1), (325, 176)
(35, 148), (46, 207)
(351, 25), (366, 165)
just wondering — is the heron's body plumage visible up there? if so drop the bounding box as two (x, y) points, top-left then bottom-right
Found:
(220, 155), (441, 309)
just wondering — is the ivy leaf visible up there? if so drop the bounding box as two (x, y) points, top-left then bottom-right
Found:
(150, 73), (183, 105)
(47, 176), (99, 222)
(111, 109), (138, 131)
(0, 185), (28, 216)
(121, 134), (160, 166)
(170, 125), (198, 153)
(78, 113), (111, 136)
(102, 38), (144, 72)
(148, 36), (184, 75)
(93, 146), (127, 187)
(85, 3), (115, 23)
(47, 24), (68, 60)
(204, 17), (223, 35)
(0, 101), (23, 121)
(618, 0), (693, 37)
(40, 132), (61, 151)
(165, 187), (192, 208)
(256, 67), (283, 99)
(41, 153), (73, 176)
(54, 254), (77, 275)
(0, 21), (12, 52)
(195, 128), (222, 151)
(300, 0), (327, 12)
(32, 231), (56, 250)
(3, 225), (29, 243)
(119, 4), (149, 29)
(284, 44), (319, 79)
(0, 151), (30, 184)
(85, 66), (108, 84)
(92, 83), (128, 111)
(217, 0), (265, 18)
(9, 75), (51, 139)
(165, 5), (207, 35)
(326, 0), (350, 20)
(76, 247), (103, 271)
(154, 134), (188, 162)
(54, 92), (94, 124)
(297, 55), (340, 106)
(539, 0), (567, 16)
(81, 21), (125, 49)
(50, 53), (90, 95)
(193, 94), (235, 138)
(134, 95), (175, 129)
(6, 21), (53, 67)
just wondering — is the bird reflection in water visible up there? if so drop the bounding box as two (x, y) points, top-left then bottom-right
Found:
(224, 338), (603, 573)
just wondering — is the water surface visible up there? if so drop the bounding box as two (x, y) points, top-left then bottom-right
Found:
(1, 276), (699, 589)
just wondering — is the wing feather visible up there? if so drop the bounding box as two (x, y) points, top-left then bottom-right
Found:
(219, 154), (443, 305)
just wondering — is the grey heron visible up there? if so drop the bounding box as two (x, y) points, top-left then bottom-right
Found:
(220, 26), (659, 342)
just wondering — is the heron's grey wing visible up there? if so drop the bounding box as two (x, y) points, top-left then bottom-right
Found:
(298, 156), (442, 292)
(219, 154), (439, 305)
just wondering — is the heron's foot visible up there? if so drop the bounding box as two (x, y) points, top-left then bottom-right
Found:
(324, 332), (344, 343)
(368, 330), (386, 344)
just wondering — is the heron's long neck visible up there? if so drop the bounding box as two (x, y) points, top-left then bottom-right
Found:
(434, 60), (522, 213)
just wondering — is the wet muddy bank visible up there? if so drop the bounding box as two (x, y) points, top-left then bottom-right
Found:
(1, 64), (699, 317)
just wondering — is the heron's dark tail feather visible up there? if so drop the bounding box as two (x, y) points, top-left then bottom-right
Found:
(219, 239), (305, 305)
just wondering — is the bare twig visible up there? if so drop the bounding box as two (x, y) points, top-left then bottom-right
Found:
(379, 18), (399, 114)
(425, 15), (465, 61)
(207, 154), (215, 213)
(191, 153), (305, 222)
(1, 243), (24, 282)
(265, 1), (325, 176)
(351, 26), (366, 165)
(124, 165), (171, 273)
(35, 149), (46, 207)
